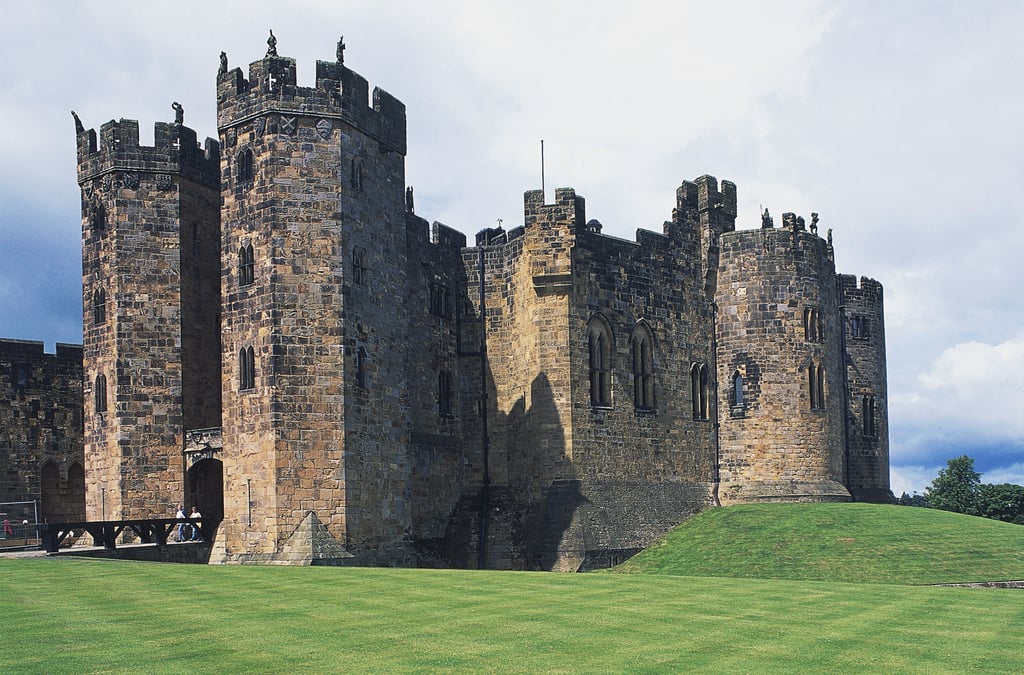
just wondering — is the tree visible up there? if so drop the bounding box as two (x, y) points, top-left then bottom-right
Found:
(897, 492), (929, 507)
(977, 483), (1024, 525)
(925, 455), (981, 515)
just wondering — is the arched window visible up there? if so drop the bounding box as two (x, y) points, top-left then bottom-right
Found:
(732, 370), (744, 407)
(808, 362), (825, 410)
(94, 374), (107, 413)
(851, 316), (868, 339)
(40, 461), (61, 521)
(355, 347), (367, 389)
(438, 369), (453, 416)
(863, 394), (876, 436)
(804, 307), (823, 342)
(238, 243), (254, 286)
(239, 346), (255, 391)
(237, 148), (254, 184)
(350, 158), (363, 190)
(691, 363), (710, 420)
(588, 317), (613, 407)
(92, 288), (106, 325)
(631, 323), (654, 410)
(352, 246), (368, 287)
(89, 198), (105, 232)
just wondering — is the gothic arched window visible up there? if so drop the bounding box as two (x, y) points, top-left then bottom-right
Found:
(863, 394), (876, 436)
(588, 316), (613, 407)
(237, 148), (254, 184)
(238, 244), (255, 287)
(732, 370), (744, 407)
(352, 246), (368, 287)
(93, 288), (106, 325)
(94, 374), (107, 413)
(239, 346), (255, 391)
(691, 363), (710, 421)
(438, 369), (453, 416)
(631, 323), (654, 410)
(809, 362), (825, 410)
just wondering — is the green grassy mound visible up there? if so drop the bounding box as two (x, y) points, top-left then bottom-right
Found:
(611, 502), (1024, 585)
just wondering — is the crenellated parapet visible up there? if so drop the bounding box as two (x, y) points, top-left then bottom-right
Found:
(216, 38), (406, 155)
(76, 118), (220, 190)
(838, 274), (883, 305)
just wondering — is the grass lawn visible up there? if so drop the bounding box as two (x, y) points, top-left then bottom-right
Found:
(1, 556), (1023, 673)
(612, 502), (1024, 585)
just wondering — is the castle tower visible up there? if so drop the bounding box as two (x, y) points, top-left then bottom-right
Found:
(714, 218), (850, 503)
(839, 275), (892, 502)
(76, 116), (221, 521)
(214, 36), (413, 563)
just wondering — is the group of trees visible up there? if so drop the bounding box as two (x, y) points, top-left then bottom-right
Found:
(897, 455), (1024, 525)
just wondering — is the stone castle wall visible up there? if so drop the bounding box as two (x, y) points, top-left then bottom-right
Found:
(33, 36), (891, 569)
(0, 340), (84, 521)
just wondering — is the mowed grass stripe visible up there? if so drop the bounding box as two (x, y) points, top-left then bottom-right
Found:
(1, 559), (1023, 673)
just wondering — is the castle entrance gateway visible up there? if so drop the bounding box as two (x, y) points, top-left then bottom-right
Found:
(185, 428), (224, 527)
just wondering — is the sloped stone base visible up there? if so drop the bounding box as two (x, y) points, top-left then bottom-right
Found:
(718, 479), (851, 505)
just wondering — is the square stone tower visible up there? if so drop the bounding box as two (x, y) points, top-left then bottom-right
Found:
(75, 117), (221, 521)
(213, 37), (414, 563)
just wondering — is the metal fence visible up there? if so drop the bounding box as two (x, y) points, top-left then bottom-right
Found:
(0, 500), (40, 548)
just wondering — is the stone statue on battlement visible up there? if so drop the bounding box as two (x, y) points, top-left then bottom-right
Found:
(267, 29), (278, 57)
(172, 102), (184, 125)
(219, 51), (228, 75)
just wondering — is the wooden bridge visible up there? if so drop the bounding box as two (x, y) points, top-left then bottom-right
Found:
(40, 518), (213, 553)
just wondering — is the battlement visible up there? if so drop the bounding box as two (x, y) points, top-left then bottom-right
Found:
(432, 222), (467, 250)
(838, 274), (884, 303)
(674, 175), (737, 220)
(75, 117), (220, 189)
(0, 338), (83, 366)
(524, 188), (586, 231)
(216, 37), (406, 155)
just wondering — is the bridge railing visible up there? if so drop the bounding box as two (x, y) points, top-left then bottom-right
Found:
(39, 518), (216, 553)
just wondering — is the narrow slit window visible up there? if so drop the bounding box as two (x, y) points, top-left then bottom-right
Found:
(239, 346), (255, 391)
(93, 288), (106, 325)
(94, 374), (107, 413)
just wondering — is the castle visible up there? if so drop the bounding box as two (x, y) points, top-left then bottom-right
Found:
(41, 34), (893, 569)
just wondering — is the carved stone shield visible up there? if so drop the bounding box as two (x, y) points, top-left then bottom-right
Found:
(280, 116), (297, 136)
(316, 118), (333, 140)
(254, 117), (266, 137)
(155, 174), (173, 190)
(122, 172), (140, 189)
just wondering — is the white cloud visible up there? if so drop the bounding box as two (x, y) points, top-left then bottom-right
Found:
(981, 464), (1024, 488)
(889, 464), (942, 497)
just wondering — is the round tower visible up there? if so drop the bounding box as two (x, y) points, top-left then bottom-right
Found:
(714, 216), (850, 503)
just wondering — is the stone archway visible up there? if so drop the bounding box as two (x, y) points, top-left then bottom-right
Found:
(187, 458), (223, 526)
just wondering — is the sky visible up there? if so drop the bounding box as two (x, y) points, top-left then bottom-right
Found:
(2, 1), (1022, 496)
